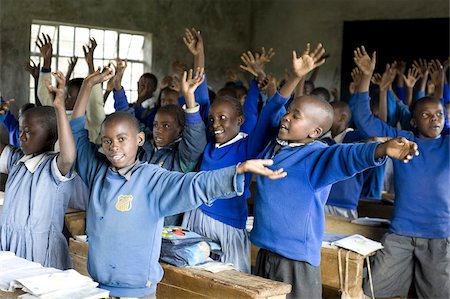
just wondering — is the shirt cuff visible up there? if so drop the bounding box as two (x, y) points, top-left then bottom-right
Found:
(51, 156), (75, 182)
(0, 145), (12, 174)
(182, 103), (200, 113)
(41, 67), (51, 73)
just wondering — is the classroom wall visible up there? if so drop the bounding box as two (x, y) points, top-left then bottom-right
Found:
(0, 0), (449, 111)
(251, 0), (449, 99)
(0, 0), (253, 111)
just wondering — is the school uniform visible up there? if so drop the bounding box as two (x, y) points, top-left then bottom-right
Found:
(140, 107), (206, 226)
(0, 111), (20, 147)
(0, 146), (75, 269)
(182, 91), (287, 273)
(354, 91), (450, 298)
(70, 115), (245, 298)
(251, 139), (385, 299)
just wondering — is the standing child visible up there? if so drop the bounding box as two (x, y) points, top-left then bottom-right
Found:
(0, 71), (76, 269)
(351, 46), (450, 299)
(68, 67), (285, 298)
(182, 43), (326, 273)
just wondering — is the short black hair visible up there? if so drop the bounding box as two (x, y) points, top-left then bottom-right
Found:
(216, 87), (238, 99)
(67, 78), (84, 91)
(102, 111), (141, 133)
(21, 106), (58, 144)
(311, 87), (331, 103)
(141, 73), (158, 90)
(410, 96), (441, 118)
(211, 95), (244, 117)
(156, 104), (185, 129)
(331, 101), (352, 126)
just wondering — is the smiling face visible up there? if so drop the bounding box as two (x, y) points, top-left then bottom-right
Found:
(278, 96), (333, 144)
(411, 98), (445, 138)
(153, 110), (182, 147)
(208, 99), (244, 145)
(101, 115), (145, 169)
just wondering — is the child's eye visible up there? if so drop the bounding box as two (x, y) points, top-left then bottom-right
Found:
(118, 137), (125, 142)
(421, 112), (430, 119)
(208, 118), (214, 123)
(220, 115), (227, 120)
(436, 111), (443, 117)
(163, 124), (170, 128)
(102, 139), (111, 145)
(293, 114), (300, 119)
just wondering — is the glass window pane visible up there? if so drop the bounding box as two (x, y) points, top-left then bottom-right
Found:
(58, 57), (70, 78)
(90, 29), (104, 59)
(129, 35), (144, 60)
(30, 24), (41, 52)
(74, 27), (90, 57)
(122, 64), (132, 92)
(119, 33), (132, 59)
(104, 30), (118, 59)
(59, 26), (74, 57)
(131, 62), (144, 88)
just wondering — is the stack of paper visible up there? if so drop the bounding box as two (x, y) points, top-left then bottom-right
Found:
(0, 251), (109, 299)
(331, 234), (384, 256)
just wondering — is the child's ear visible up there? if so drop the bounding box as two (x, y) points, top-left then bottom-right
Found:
(309, 126), (323, 139)
(137, 132), (145, 146)
(237, 115), (245, 126)
(410, 118), (417, 128)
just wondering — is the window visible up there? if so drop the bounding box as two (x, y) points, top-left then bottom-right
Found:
(29, 21), (152, 114)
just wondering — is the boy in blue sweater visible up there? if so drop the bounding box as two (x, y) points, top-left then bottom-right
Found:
(352, 46), (450, 299)
(250, 52), (419, 298)
(67, 67), (285, 298)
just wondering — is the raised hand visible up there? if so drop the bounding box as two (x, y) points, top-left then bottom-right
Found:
(24, 60), (40, 80)
(349, 67), (362, 94)
(35, 33), (53, 68)
(85, 66), (115, 86)
(402, 67), (420, 89)
(374, 63), (397, 91)
(412, 58), (429, 78)
(353, 46), (376, 75)
(254, 47), (275, 67)
(45, 71), (66, 110)
(237, 159), (287, 180)
(225, 69), (239, 82)
(0, 98), (15, 115)
(83, 37), (97, 74)
(379, 137), (419, 163)
(394, 60), (406, 76)
(66, 56), (78, 80)
(429, 59), (443, 84)
(291, 43), (326, 78)
(181, 68), (205, 108)
(183, 28), (204, 57)
(113, 58), (127, 91)
(258, 74), (278, 97)
(240, 50), (266, 78)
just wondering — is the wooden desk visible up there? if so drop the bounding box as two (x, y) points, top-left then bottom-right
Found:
(69, 239), (291, 299)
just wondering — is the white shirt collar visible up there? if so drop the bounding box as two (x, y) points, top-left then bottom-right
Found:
(333, 128), (354, 144)
(215, 132), (248, 149)
(18, 152), (54, 173)
(110, 159), (140, 181)
(276, 138), (305, 148)
(141, 96), (157, 109)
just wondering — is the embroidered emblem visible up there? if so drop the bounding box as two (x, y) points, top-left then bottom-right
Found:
(159, 161), (164, 167)
(116, 195), (133, 212)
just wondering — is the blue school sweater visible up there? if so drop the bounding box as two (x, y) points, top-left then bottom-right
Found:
(199, 92), (289, 229)
(323, 130), (367, 210)
(70, 116), (245, 298)
(354, 92), (450, 238)
(0, 111), (20, 147)
(250, 140), (385, 266)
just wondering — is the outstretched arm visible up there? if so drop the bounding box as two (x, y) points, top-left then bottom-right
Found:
(46, 71), (75, 176)
(83, 38), (97, 75)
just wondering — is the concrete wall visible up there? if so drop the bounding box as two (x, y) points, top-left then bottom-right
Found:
(251, 0), (449, 95)
(0, 0), (253, 111)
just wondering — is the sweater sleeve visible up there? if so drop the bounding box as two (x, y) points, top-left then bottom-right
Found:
(247, 91), (289, 158)
(395, 99), (412, 130)
(150, 164), (245, 217)
(37, 70), (52, 106)
(240, 79), (259, 135)
(85, 84), (105, 144)
(0, 111), (20, 147)
(113, 88), (129, 111)
(308, 142), (385, 190)
(386, 90), (398, 127)
(70, 115), (106, 189)
(354, 92), (406, 138)
(178, 109), (207, 173)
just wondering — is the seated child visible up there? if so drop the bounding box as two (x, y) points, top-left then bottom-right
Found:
(351, 46), (450, 299)
(250, 94), (418, 297)
(0, 71), (76, 269)
(68, 67), (285, 298)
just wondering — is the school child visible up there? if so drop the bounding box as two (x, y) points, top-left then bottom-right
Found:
(250, 91), (418, 299)
(182, 43), (327, 273)
(0, 98), (35, 147)
(0, 71), (76, 269)
(322, 101), (370, 219)
(351, 46), (450, 299)
(36, 34), (105, 143)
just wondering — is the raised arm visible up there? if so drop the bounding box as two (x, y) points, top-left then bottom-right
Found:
(24, 60), (42, 106)
(412, 58), (429, 99)
(402, 67), (420, 107)
(45, 71), (75, 176)
(66, 56), (78, 81)
(429, 59), (444, 100)
(83, 38), (97, 75)
(36, 33), (53, 106)
(183, 28), (205, 70)
(280, 43), (326, 98)
(72, 67), (114, 119)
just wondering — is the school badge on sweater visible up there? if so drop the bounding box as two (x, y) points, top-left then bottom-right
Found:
(116, 195), (133, 212)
